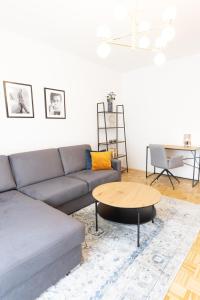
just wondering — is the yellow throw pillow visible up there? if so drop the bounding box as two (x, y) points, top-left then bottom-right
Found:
(91, 151), (112, 171)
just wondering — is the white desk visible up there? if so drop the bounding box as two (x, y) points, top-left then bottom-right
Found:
(146, 145), (200, 187)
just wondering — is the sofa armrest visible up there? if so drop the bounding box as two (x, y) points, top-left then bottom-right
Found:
(111, 159), (121, 172)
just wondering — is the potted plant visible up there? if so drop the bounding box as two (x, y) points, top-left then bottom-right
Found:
(107, 92), (116, 112)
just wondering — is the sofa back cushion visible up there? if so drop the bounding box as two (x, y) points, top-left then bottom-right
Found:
(59, 144), (91, 174)
(9, 149), (64, 188)
(0, 156), (16, 192)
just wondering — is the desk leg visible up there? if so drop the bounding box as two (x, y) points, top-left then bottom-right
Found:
(198, 155), (200, 183)
(95, 201), (98, 232)
(137, 208), (140, 247)
(192, 150), (196, 187)
(146, 146), (156, 178)
(146, 146), (148, 178)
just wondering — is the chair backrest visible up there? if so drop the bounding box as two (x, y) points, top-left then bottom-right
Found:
(149, 144), (168, 169)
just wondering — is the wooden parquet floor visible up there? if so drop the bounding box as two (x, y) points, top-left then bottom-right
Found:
(122, 169), (200, 300)
(122, 169), (200, 204)
(164, 233), (200, 300)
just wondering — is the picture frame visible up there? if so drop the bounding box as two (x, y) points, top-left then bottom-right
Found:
(3, 81), (34, 118)
(44, 88), (66, 119)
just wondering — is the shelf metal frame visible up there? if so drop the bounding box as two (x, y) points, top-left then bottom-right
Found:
(97, 102), (128, 172)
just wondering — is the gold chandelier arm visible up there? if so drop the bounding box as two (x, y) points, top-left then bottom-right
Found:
(111, 34), (132, 41)
(107, 41), (132, 48)
(107, 40), (160, 52)
(97, 0), (175, 65)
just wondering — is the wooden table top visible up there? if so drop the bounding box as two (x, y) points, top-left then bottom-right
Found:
(164, 145), (200, 151)
(147, 144), (200, 151)
(92, 182), (161, 208)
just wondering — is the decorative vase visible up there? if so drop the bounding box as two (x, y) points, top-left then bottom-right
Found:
(183, 134), (191, 147)
(108, 102), (113, 112)
(107, 92), (116, 112)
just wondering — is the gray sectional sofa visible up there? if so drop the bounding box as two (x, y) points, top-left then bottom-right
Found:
(0, 144), (121, 300)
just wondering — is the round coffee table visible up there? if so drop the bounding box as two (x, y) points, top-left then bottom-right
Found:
(92, 182), (161, 247)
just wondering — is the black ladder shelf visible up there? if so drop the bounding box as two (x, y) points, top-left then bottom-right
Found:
(97, 102), (128, 172)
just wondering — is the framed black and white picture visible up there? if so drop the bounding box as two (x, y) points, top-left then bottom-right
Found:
(3, 81), (34, 118)
(44, 88), (66, 119)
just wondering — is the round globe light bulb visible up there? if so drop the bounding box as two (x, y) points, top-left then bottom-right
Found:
(162, 6), (176, 22)
(114, 4), (128, 21)
(161, 25), (175, 42)
(138, 20), (151, 32)
(138, 36), (151, 49)
(96, 25), (111, 39)
(154, 52), (166, 66)
(96, 42), (111, 59)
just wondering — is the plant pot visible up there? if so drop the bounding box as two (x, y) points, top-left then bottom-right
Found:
(108, 102), (113, 112)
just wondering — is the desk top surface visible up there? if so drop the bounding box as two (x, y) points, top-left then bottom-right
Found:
(147, 144), (200, 151)
(164, 145), (200, 151)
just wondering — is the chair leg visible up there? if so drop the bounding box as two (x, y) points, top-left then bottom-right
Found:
(150, 169), (166, 186)
(167, 169), (180, 183)
(166, 171), (175, 190)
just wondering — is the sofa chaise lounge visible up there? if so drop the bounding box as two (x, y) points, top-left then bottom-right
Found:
(0, 144), (121, 300)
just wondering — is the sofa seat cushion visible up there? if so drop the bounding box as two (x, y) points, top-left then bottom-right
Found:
(68, 169), (120, 191)
(20, 176), (89, 207)
(0, 190), (84, 299)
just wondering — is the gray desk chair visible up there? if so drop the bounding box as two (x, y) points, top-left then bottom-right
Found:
(149, 144), (184, 189)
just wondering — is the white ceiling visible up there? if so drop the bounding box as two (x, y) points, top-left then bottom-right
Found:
(0, 0), (199, 72)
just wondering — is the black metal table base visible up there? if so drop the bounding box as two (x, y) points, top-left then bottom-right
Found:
(98, 203), (156, 224)
(95, 202), (156, 247)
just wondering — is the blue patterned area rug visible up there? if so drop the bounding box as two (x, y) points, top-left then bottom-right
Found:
(38, 197), (200, 300)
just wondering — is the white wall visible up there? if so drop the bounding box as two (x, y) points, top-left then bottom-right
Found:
(0, 30), (121, 154)
(122, 54), (200, 179)
(2, 29), (199, 180)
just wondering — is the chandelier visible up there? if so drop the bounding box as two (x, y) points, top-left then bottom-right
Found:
(96, 2), (176, 66)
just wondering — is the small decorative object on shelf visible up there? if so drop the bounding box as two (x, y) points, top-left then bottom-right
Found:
(107, 92), (116, 112)
(113, 148), (118, 158)
(110, 148), (117, 158)
(109, 139), (117, 144)
(183, 134), (191, 147)
(108, 114), (116, 127)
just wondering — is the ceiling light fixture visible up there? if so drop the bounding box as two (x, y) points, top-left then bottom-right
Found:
(96, 42), (111, 59)
(161, 25), (176, 42)
(96, 2), (176, 65)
